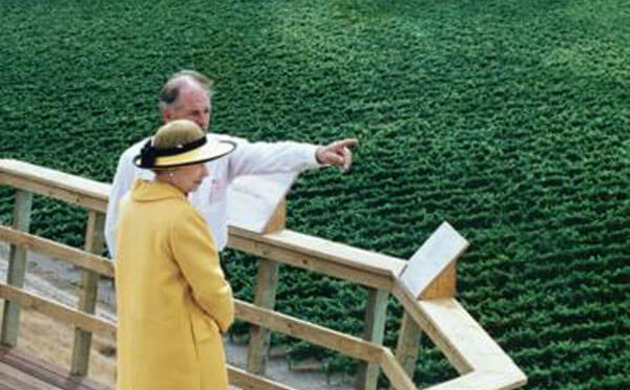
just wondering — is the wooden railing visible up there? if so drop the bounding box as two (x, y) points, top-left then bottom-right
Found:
(0, 159), (527, 390)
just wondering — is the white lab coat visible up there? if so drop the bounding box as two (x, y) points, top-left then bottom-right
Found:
(105, 133), (320, 257)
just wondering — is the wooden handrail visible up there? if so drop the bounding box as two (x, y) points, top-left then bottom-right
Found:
(0, 283), (411, 390)
(380, 349), (417, 390)
(0, 158), (527, 390)
(228, 227), (404, 290)
(0, 159), (109, 213)
(235, 300), (383, 363)
(0, 283), (116, 337)
(229, 226), (405, 276)
(0, 282), (383, 366)
(0, 226), (114, 278)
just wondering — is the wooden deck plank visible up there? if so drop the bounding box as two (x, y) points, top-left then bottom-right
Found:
(0, 344), (110, 390)
(0, 360), (61, 390)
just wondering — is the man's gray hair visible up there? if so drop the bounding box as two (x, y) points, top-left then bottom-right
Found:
(158, 70), (215, 110)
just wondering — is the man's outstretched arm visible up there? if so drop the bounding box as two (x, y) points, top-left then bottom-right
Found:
(224, 136), (358, 180)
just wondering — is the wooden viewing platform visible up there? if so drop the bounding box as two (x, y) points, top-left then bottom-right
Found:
(0, 159), (527, 390)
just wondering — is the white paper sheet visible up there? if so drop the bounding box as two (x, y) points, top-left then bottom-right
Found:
(226, 172), (297, 233)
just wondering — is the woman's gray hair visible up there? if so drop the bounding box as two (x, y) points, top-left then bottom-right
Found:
(158, 70), (215, 110)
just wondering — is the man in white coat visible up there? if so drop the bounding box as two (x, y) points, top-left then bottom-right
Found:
(105, 70), (356, 257)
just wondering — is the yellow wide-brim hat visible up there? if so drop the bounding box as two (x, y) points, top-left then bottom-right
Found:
(134, 121), (236, 169)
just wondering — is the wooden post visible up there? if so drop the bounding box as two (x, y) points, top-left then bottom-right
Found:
(355, 288), (389, 390)
(1, 190), (33, 346)
(390, 313), (421, 390)
(71, 211), (105, 376)
(246, 201), (285, 375)
(246, 258), (280, 374)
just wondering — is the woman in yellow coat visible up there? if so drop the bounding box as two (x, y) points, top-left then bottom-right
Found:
(115, 119), (236, 390)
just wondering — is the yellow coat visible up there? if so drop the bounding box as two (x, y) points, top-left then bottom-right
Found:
(115, 179), (234, 390)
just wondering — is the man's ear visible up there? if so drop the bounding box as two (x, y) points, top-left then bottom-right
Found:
(162, 109), (171, 123)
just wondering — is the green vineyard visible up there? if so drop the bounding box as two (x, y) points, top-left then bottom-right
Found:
(1, 0), (629, 389)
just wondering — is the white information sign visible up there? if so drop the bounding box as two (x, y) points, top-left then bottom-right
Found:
(399, 222), (469, 298)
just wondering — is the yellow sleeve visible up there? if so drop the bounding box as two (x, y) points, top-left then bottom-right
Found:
(169, 207), (234, 332)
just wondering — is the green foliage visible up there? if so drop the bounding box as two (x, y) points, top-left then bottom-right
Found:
(1, 0), (630, 388)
